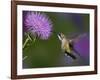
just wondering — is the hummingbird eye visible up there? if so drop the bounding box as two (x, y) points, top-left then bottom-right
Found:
(57, 33), (65, 40)
(58, 33), (61, 35)
(58, 33), (61, 36)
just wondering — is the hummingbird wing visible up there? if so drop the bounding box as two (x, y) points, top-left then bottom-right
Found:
(69, 41), (82, 58)
(70, 33), (87, 43)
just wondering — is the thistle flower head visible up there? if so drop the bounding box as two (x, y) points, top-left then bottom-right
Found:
(24, 11), (53, 40)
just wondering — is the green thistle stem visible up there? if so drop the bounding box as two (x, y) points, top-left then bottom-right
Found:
(23, 34), (32, 61)
(23, 56), (28, 61)
(23, 33), (36, 61)
(23, 34), (32, 49)
(23, 37), (29, 49)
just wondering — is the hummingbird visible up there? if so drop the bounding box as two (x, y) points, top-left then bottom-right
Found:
(57, 33), (86, 60)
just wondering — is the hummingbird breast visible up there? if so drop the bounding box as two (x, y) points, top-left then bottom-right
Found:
(61, 39), (71, 53)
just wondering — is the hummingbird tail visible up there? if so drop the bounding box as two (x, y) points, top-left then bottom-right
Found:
(65, 51), (76, 60)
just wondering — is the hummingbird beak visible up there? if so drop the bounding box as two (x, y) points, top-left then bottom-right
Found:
(57, 33), (62, 41)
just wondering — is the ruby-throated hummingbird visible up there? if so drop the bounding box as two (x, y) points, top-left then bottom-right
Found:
(57, 33), (86, 60)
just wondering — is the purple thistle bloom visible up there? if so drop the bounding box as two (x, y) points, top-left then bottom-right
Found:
(24, 11), (53, 40)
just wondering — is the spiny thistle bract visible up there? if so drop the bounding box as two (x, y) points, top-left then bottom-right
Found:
(24, 11), (53, 40)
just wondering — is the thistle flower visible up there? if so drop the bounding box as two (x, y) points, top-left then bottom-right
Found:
(24, 11), (53, 40)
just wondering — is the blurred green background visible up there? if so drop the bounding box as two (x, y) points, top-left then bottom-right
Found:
(23, 11), (89, 68)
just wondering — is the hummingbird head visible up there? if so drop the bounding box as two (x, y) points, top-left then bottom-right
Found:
(57, 33), (66, 41)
